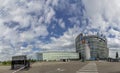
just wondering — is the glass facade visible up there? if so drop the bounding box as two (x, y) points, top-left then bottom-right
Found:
(36, 52), (79, 61)
(75, 33), (109, 60)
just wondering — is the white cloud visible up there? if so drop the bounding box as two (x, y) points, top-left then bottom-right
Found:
(0, 0), (57, 61)
(82, 0), (120, 58)
(45, 7), (55, 24)
(38, 25), (81, 52)
(58, 19), (65, 29)
(0, 0), (120, 60)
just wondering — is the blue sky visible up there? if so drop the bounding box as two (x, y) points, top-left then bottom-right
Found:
(0, 0), (120, 61)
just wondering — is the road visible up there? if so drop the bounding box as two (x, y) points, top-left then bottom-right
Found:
(76, 62), (98, 73)
(1, 61), (120, 73)
(17, 61), (87, 73)
(0, 66), (13, 73)
(97, 61), (120, 73)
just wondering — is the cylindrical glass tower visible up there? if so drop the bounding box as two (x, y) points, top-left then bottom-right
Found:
(75, 33), (109, 60)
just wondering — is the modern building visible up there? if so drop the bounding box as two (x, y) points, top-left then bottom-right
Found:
(36, 52), (79, 61)
(75, 33), (109, 60)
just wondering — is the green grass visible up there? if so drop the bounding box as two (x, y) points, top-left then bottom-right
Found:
(0, 61), (11, 66)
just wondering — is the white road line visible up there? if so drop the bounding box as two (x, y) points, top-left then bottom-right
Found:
(46, 68), (65, 73)
(57, 68), (65, 71)
(12, 66), (25, 73)
(76, 62), (98, 73)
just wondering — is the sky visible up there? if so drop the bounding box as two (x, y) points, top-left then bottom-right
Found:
(0, 0), (120, 61)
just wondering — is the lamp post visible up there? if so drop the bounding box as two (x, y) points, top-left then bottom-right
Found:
(116, 51), (119, 62)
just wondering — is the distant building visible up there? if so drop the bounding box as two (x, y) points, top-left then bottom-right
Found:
(75, 33), (109, 60)
(36, 52), (79, 61)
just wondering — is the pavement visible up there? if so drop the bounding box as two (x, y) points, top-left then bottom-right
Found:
(76, 62), (98, 73)
(96, 61), (120, 73)
(1, 61), (120, 73)
(0, 66), (13, 73)
(17, 61), (87, 73)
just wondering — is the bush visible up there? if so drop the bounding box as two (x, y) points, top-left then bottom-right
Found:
(29, 59), (37, 63)
(2, 61), (11, 65)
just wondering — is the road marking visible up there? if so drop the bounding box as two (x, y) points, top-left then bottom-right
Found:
(46, 68), (65, 73)
(12, 66), (25, 73)
(76, 62), (98, 73)
(57, 68), (65, 71)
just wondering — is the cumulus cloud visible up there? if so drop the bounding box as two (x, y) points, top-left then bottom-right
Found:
(0, 0), (56, 61)
(82, 0), (120, 57)
(58, 19), (65, 29)
(0, 0), (86, 61)
(0, 0), (120, 61)
(38, 25), (82, 53)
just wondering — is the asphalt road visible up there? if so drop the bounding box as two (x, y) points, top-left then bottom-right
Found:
(17, 61), (87, 73)
(1, 61), (120, 73)
(96, 61), (120, 73)
(0, 66), (13, 73)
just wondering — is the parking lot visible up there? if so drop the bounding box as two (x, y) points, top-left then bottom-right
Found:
(0, 66), (13, 73)
(0, 61), (120, 73)
(17, 61), (87, 73)
(97, 61), (120, 73)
